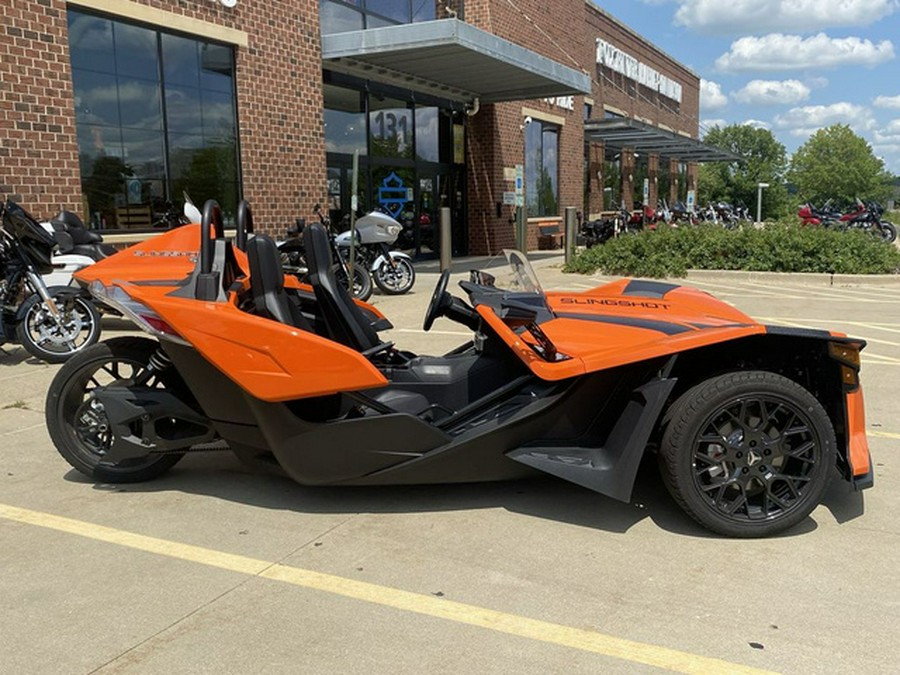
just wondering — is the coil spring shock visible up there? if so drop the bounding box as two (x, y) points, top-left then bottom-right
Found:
(147, 347), (172, 373)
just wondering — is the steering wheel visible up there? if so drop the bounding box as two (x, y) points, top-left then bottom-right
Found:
(423, 269), (451, 331)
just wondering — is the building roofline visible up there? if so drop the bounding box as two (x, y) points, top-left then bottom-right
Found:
(584, 1), (699, 82)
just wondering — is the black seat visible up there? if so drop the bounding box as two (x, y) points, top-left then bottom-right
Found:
(246, 234), (311, 331)
(304, 221), (381, 352)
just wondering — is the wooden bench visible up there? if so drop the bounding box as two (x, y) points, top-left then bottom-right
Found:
(537, 223), (563, 250)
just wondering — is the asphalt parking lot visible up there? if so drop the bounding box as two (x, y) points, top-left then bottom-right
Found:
(2, 255), (898, 674)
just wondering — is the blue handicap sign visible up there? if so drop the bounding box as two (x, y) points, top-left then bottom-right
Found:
(377, 172), (408, 219)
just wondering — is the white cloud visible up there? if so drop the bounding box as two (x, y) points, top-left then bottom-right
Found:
(774, 102), (876, 137)
(733, 80), (811, 105)
(700, 79), (728, 111)
(874, 95), (900, 108)
(716, 33), (894, 72)
(674, 0), (898, 35)
(701, 118), (728, 131)
(874, 119), (900, 143)
(742, 119), (772, 129)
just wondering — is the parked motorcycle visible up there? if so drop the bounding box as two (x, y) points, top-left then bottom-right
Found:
(0, 200), (101, 362)
(797, 199), (897, 243)
(335, 210), (415, 295)
(579, 215), (615, 247)
(279, 205), (373, 301)
(41, 209), (118, 287)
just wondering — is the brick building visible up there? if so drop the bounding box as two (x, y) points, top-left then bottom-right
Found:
(1, 0), (727, 256)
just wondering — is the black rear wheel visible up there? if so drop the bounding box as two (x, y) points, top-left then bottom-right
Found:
(659, 371), (835, 537)
(879, 221), (897, 243)
(45, 337), (187, 482)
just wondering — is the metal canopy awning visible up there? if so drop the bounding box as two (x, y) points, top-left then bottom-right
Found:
(322, 19), (592, 104)
(585, 118), (743, 162)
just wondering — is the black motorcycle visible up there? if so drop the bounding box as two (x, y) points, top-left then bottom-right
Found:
(278, 205), (373, 301)
(579, 214), (615, 247)
(0, 200), (101, 363)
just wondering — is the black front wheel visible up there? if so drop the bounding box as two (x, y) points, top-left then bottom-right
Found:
(45, 337), (187, 482)
(17, 291), (101, 363)
(879, 221), (897, 243)
(659, 371), (836, 538)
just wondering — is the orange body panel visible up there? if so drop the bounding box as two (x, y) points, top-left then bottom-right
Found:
(123, 283), (388, 401)
(846, 388), (871, 477)
(478, 283), (767, 379)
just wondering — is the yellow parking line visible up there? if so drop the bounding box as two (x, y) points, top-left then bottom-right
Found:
(871, 430), (900, 440)
(0, 503), (775, 675)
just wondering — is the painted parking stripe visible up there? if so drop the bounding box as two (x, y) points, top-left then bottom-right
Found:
(733, 280), (900, 304)
(870, 430), (900, 440)
(0, 503), (776, 675)
(758, 317), (900, 349)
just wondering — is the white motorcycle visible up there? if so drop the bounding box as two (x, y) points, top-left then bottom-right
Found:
(334, 210), (416, 295)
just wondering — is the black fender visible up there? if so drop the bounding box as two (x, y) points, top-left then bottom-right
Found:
(508, 376), (677, 502)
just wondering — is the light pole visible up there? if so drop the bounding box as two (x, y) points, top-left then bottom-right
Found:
(756, 182), (770, 225)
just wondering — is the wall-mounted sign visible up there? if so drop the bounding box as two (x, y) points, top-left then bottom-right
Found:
(503, 192), (517, 205)
(504, 167), (517, 182)
(453, 124), (465, 164)
(595, 38), (683, 103)
(542, 96), (575, 111)
(514, 165), (524, 196)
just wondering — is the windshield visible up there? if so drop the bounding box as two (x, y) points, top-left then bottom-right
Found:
(471, 249), (544, 295)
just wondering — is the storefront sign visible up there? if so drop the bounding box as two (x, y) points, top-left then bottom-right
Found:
(596, 38), (683, 103)
(542, 96), (575, 111)
(453, 124), (465, 164)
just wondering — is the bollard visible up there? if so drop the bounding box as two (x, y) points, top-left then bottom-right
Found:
(564, 206), (577, 265)
(440, 207), (452, 272)
(515, 205), (527, 252)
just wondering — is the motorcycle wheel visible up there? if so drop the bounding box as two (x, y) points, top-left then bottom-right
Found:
(16, 291), (101, 364)
(45, 337), (186, 482)
(373, 257), (416, 295)
(879, 221), (897, 243)
(659, 371), (835, 538)
(334, 263), (373, 302)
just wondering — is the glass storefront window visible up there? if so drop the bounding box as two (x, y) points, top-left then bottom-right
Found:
(324, 84), (367, 155)
(415, 107), (439, 162)
(68, 9), (240, 230)
(525, 120), (559, 217)
(320, 1), (438, 34)
(370, 97), (413, 159)
(633, 155), (649, 207)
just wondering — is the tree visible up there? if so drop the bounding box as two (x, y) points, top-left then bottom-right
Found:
(788, 124), (892, 206)
(699, 124), (790, 219)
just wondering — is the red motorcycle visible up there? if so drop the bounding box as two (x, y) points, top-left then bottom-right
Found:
(798, 199), (896, 243)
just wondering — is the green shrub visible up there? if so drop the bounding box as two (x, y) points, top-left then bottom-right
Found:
(565, 222), (900, 278)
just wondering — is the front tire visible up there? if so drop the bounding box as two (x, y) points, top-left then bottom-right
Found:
(335, 263), (373, 301)
(373, 257), (415, 295)
(17, 291), (101, 363)
(45, 337), (186, 482)
(879, 221), (897, 243)
(659, 371), (836, 538)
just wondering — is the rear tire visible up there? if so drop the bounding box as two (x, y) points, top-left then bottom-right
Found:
(335, 263), (372, 301)
(45, 337), (186, 482)
(659, 371), (835, 538)
(879, 221), (897, 243)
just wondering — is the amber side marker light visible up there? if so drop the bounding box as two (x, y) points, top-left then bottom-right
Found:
(828, 341), (862, 390)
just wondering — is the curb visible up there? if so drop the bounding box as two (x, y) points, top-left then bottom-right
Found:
(683, 269), (900, 287)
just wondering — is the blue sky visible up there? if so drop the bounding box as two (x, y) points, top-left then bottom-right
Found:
(593, 0), (900, 174)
